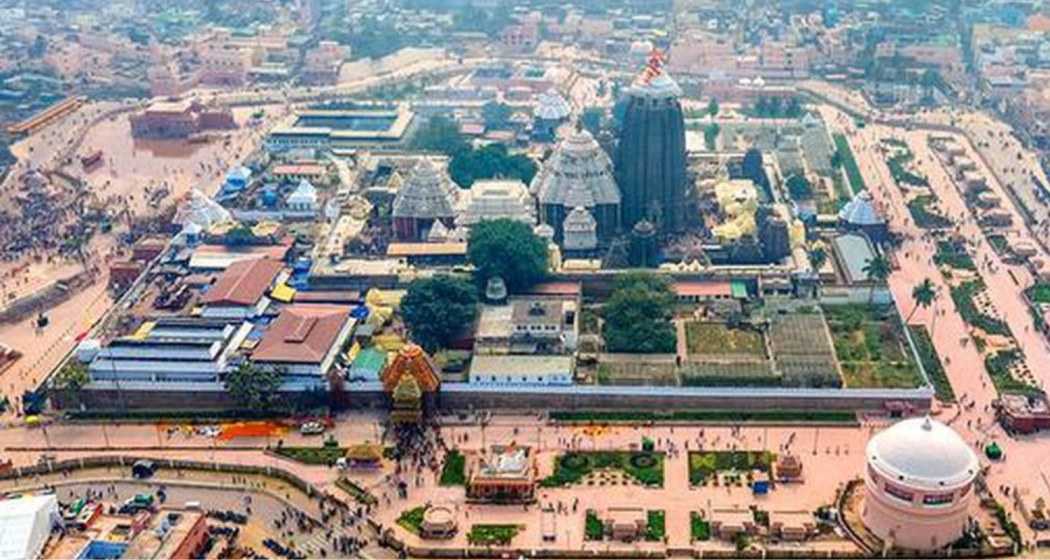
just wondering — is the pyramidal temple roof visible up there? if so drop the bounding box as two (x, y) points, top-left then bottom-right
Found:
(533, 130), (620, 208)
(392, 159), (457, 220)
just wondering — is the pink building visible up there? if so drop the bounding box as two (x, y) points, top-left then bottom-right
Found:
(862, 417), (979, 551)
(130, 99), (236, 139)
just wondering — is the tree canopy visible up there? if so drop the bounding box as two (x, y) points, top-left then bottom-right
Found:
(482, 102), (513, 130)
(467, 218), (548, 293)
(786, 174), (813, 199)
(449, 143), (538, 188)
(602, 273), (677, 354)
(412, 116), (471, 156)
(401, 275), (479, 352)
(707, 98), (719, 118)
(223, 362), (283, 412)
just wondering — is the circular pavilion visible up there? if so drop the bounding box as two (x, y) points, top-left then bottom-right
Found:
(862, 416), (979, 551)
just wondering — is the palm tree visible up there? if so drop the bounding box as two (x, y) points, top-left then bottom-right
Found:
(907, 278), (937, 323)
(862, 255), (891, 304)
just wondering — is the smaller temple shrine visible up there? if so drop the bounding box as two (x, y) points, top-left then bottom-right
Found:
(466, 445), (537, 503)
(380, 344), (441, 424)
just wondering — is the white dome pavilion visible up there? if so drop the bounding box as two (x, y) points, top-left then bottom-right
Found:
(862, 416), (979, 551)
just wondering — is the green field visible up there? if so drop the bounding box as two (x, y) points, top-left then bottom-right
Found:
(684, 322), (766, 357)
(823, 305), (923, 389)
(833, 133), (866, 194)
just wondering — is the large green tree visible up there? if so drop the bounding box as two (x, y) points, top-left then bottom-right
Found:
(481, 102), (513, 130)
(223, 362), (283, 412)
(467, 218), (548, 293)
(602, 273), (677, 354)
(401, 275), (479, 352)
(449, 144), (537, 188)
(412, 116), (470, 156)
(863, 255), (892, 304)
(908, 277), (937, 323)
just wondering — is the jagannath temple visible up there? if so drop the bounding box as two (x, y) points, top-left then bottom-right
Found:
(391, 159), (458, 241)
(380, 343), (441, 424)
(615, 49), (688, 233)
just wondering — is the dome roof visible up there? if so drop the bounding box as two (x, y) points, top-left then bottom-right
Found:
(866, 416), (979, 491)
(839, 191), (884, 226)
(535, 89), (571, 121)
(392, 159), (457, 219)
(533, 130), (621, 208)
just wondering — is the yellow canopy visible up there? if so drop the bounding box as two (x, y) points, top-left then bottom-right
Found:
(270, 283), (296, 303)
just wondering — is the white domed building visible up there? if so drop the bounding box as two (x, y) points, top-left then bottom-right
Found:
(838, 190), (888, 242)
(862, 416), (979, 551)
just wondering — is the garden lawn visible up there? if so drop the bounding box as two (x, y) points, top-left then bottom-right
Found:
(822, 304), (922, 389)
(907, 195), (952, 229)
(833, 133), (866, 193)
(397, 506), (426, 535)
(934, 241), (976, 271)
(646, 510), (666, 541)
(549, 410), (857, 424)
(691, 513), (711, 541)
(273, 446), (346, 465)
(951, 281), (1011, 336)
(985, 350), (1041, 396)
(684, 322), (766, 357)
(1027, 283), (1050, 305)
(541, 451), (664, 488)
(468, 524), (521, 546)
(336, 478), (378, 506)
(439, 450), (466, 486)
(689, 450), (776, 486)
(907, 326), (955, 402)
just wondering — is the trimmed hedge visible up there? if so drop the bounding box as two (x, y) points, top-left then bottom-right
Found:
(549, 410), (857, 425)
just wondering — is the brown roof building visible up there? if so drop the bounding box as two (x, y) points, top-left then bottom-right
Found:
(252, 305), (355, 379)
(200, 258), (284, 319)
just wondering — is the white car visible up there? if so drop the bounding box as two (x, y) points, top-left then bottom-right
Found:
(299, 422), (325, 435)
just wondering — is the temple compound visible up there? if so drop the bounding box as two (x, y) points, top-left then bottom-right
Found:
(466, 445), (537, 503)
(380, 344), (441, 424)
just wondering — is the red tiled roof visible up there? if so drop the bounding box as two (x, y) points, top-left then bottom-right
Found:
(200, 258), (283, 306)
(673, 281), (731, 297)
(253, 305), (352, 364)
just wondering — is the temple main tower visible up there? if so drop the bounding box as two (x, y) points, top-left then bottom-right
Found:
(615, 50), (688, 233)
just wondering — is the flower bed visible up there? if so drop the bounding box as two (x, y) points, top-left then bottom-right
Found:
(467, 524), (521, 546)
(540, 451), (664, 488)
